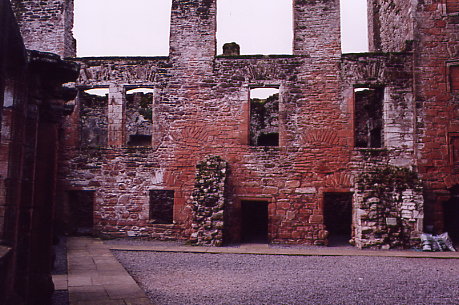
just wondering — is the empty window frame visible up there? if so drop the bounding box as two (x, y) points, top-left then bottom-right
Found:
(125, 88), (153, 147)
(149, 190), (174, 224)
(354, 87), (384, 148)
(447, 0), (459, 14)
(79, 88), (109, 148)
(217, 0), (293, 55)
(250, 88), (280, 147)
(450, 65), (459, 92)
(340, 0), (369, 53)
(73, 0), (172, 56)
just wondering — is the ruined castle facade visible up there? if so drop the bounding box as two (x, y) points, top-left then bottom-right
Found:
(3, 0), (459, 251)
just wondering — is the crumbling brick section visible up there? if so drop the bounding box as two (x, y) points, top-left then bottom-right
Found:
(190, 156), (228, 246)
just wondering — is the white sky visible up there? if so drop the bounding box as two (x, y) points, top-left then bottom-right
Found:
(74, 0), (368, 57)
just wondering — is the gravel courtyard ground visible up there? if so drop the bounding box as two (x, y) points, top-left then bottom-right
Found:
(113, 250), (459, 305)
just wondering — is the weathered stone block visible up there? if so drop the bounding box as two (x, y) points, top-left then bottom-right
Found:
(295, 187), (316, 194)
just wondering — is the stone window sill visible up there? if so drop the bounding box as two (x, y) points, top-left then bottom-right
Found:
(355, 147), (387, 152)
(148, 222), (175, 226)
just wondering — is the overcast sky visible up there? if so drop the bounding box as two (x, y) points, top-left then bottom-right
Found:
(74, 0), (368, 57)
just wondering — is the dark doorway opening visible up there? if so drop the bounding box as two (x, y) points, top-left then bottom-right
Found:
(149, 190), (174, 224)
(241, 200), (269, 243)
(257, 132), (279, 146)
(324, 192), (353, 246)
(66, 190), (95, 235)
(444, 186), (459, 244)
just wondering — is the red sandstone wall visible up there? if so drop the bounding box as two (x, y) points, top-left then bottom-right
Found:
(368, 0), (459, 232)
(60, 55), (353, 244)
(412, 2), (459, 231)
(58, 0), (347, 245)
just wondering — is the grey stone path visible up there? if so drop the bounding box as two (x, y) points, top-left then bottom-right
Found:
(53, 237), (152, 305)
(106, 240), (459, 259)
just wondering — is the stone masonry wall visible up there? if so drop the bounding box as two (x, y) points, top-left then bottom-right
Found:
(50, 0), (436, 248)
(367, 0), (415, 52)
(10, 0), (75, 57)
(8, 0), (459, 251)
(342, 53), (416, 167)
(354, 163), (423, 249)
(367, 0), (459, 233)
(293, 0), (341, 58)
(341, 52), (421, 248)
(412, 2), (459, 231)
(60, 52), (350, 244)
(0, 0), (26, 244)
(58, 0), (349, 245)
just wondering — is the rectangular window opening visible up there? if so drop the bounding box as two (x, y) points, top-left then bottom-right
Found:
(340, 0), (369, 53)
(250, 88), (279, 147)
(217, 0), (293, 55)
(354, 87), (384, 148)
(149, 190), (174, 224)
(74, 0), (172, 56)
(126, 88), (153, 147)
(79, 88), (109, 148)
